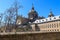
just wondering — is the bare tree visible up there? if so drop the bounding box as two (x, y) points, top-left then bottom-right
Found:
(0, 0), (23, 32)
(0, 13), (3, 27)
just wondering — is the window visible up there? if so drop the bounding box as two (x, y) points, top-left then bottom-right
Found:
(50, 30), (51, 31)
(50, 18), (51, 20)
(36, 21), (38, 23)
(54, 17), (56, 19)
(57, 24), (58, 28)
(55, 29), (56, 31)
(52, 30), (54, 31)
(47, 24), (50, 28)
(39, 21), (41, 22)
(47, 25), (49, 28)
(46, 19), (47, 21)
(42, 20), (44, 21)
(47, 30), (49, 31)
(54, 24), (56, 28)
(57, 29), (59, 31)
(50, 24), (51, 28)
(52, 24), (53, 28)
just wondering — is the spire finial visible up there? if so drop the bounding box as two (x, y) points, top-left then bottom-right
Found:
(48, 9), (54, 17)
(50, 9), (52, 14)
(32, 3), (34, 10)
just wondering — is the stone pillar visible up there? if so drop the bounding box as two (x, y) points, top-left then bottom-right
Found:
(31, 24), (35, 31)
(35, 24), (40, 31)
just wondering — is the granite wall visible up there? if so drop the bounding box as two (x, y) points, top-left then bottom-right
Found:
(0, 32), (60, 40)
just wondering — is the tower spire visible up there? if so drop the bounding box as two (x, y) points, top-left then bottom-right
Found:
(32, 3), (34, 10)
(50, 9), (53, 14)
(48, 9), (54, 17)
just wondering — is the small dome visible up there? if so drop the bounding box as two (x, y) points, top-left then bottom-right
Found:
(48, 10), (54, 17)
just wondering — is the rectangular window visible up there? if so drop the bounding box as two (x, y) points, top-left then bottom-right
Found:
(52, 24), (53, 28)
(57, 23), (58, 28)
(50, 18), (51, 20)
(57, 29), (59, 31)
(54, 24), (56, 28)
(46, 19), (47, 21)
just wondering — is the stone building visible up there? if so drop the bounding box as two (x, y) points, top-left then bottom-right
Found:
(0, 4), (60, 32)
(32, 13), (60, 32)
(15, 4), (60, 32)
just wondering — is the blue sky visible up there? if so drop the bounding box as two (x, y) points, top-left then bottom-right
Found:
(0, 0), (60, 18)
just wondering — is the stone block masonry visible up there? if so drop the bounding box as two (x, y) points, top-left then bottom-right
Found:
(0, 32), (60, 40)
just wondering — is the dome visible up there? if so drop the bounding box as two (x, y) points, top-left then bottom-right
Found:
(48, 10), (54, 17)
(29, 10), (38, 15)
(28, 5), (38, 15)
(28, 4), (38, 20)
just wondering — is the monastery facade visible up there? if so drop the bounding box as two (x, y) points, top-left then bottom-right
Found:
(0, 4), (60, 33)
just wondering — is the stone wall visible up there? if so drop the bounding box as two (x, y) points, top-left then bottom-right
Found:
(31, 21), (60, 32)
(0, 32), (60, 40)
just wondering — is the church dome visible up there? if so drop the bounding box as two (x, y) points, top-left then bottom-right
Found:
(28, 5), (38, 15)
(28, 4), (38, 20)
